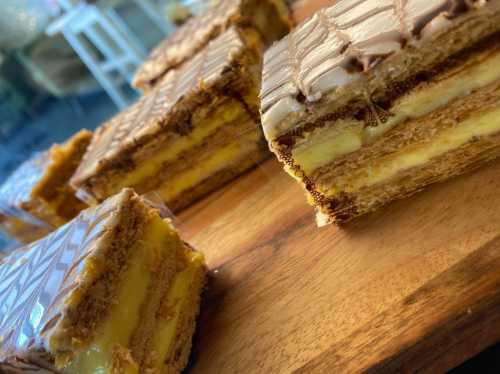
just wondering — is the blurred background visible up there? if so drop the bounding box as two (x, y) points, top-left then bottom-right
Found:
(0, 1), (498, 371)
(0, 0), (209, 248)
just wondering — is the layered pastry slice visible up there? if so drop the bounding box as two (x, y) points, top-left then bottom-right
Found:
(132, 0), (291, 91)
(0, 188), (206, 373)
(0, 130), (91, 242)
(71, 27), (269, 212)
(261, 0), (500, 225)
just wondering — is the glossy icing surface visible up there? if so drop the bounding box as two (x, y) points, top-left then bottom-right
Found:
(0, 191), (128, 370)
(260, 0), (499, 139)
(0, 152), (50, 227)
(133, 0), (242, 88)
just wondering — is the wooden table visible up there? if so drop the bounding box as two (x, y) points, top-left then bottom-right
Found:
(291, 0), (338, 23)
(178, 159), (500, 373)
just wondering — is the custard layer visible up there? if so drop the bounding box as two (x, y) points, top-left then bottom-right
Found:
(149, 251), (205, 372)
(292, 46), (500, 173)
(155, 129), (263, 203)
(319, 106), (500, 196)
(65, 217), (166, 373)
(103, 101), (247, 197)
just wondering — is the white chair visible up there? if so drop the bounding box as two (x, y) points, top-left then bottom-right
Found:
(46, 0), (170, 108)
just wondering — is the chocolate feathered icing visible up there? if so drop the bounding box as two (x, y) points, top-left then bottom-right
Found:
(260, 0), (498, 139)
(71, 27), (246, 198)
(0, 190), (130, 372)
(0, 153), (51, 228)
(132, 0), (243, 89)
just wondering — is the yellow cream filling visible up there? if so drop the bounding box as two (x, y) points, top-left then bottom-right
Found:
(150, 251), (205, 372)
(293, 48), (500, 173)
(107, 102), (246, 195)
(292, 124), (363, 173)
(155, 130), (261, 202)
(65, 218), (167, 374)
(320, 106), (500, 195)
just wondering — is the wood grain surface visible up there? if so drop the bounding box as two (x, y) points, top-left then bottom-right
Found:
(178, 159), (500, 373)
(291, 0), (336, 23)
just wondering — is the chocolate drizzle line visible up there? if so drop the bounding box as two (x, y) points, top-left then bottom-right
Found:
(395, 0), (410, 37)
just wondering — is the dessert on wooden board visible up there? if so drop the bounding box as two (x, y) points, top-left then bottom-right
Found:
(132, 0), (291, 91)
(0, 130), (91, 243)
(71, 27), (270, 212)
(260, 0), (500, 225)
(0, 188), (206, 373)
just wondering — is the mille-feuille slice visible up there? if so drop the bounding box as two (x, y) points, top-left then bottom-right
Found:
(0, 188), (206, 373)
(132, 0), (291, 91)
(71, 27), (269, 212)
(261, 0), (500, 225)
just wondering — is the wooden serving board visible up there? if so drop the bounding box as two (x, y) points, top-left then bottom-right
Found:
(177, 159), (500, 373)
(291, 0), (338, 23)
